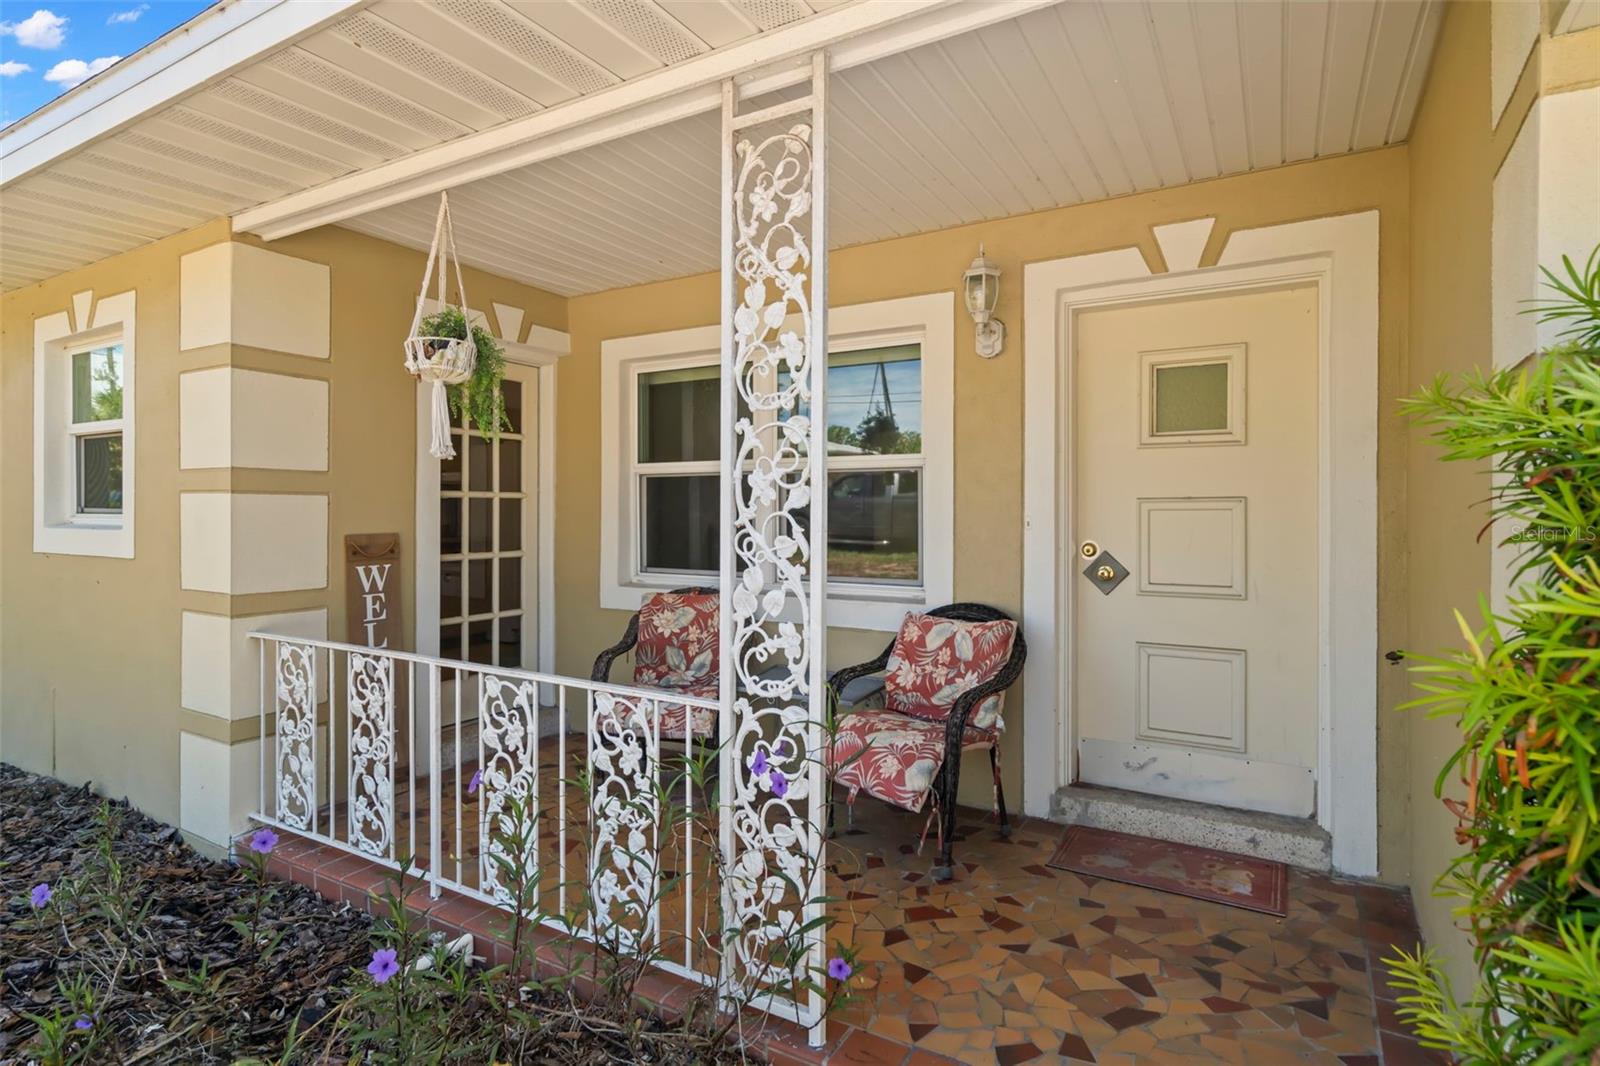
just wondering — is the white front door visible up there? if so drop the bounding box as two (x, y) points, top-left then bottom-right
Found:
(1072, 285), (1319, 817)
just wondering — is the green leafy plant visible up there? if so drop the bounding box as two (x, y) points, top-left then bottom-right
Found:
(1389, 248), (1600, 1064)
(419, 306), (508, 439)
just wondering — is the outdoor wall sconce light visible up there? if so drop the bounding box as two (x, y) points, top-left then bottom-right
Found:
(963, 244), (1005, 358)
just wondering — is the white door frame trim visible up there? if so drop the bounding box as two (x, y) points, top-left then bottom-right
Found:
(1021, 211), (1379, 875)
(414, 326), (569, 689)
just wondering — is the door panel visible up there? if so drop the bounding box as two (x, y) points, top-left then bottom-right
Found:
(1073, 285), (1318, 815)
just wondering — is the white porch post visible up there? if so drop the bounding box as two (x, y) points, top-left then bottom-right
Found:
(718, 53), (829, 1044)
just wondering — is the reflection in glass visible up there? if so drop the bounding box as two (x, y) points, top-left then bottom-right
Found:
(502, 379), (522, 434)
(779, 344), (922, 456)
(499, 439), (521, 492)
(496, 614), (521, 667)
(440, 434), (462, 490)
(792, 469), (921, 585)
(642, 475), (718, 573)
(72, 345), (123, 423)
(439, 624), (464, 661)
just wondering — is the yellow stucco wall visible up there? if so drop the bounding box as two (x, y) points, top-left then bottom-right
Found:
(556, 146), (1415, 876)
(0, 222), (563, 827)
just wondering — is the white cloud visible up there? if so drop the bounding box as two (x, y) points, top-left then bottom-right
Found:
(107, 4), (148, 25)
(0, 9), (68, 49)
(0, 60), (32, 76)
(43, 55), (119, 90)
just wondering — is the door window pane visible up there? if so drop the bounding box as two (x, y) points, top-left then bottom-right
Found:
(439, 623), (464, 661)
(440, 434), (462, 490)
(72, 345), (123, 423)
(638, 365), (719, 463)
(468, 498), (492, 553)
(496, 614), (521, 666)
(76, 433), (123, 513)
(440, 497), (462, 555)
(467, 619), (493, 665)
(502, 379), (522, 434)
(466, 559), (491, 615)
(467, 434), (492, 491)
(499, 439), (521, 492)
(499, 500), (521, 553)
(499, 558), (521, 611)
(641, 475), (718, 573)
(1153, 361), (1229, 434)
(440, 562), (462, 619)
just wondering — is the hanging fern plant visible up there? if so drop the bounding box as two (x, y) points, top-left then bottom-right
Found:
(418, 306), (508, 438)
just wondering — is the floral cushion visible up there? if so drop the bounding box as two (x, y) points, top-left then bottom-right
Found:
(831, 709), (995, 813)
(632, 591), (719, 738)
(883, 613), (1018, 732)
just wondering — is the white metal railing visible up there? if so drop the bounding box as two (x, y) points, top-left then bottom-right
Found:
(248, 632), (722, 989)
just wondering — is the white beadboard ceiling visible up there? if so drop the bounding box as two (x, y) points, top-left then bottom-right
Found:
(0, 0), (1442, 295)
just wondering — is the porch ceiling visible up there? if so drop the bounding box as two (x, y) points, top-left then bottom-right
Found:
(0, 0), (1443, 296)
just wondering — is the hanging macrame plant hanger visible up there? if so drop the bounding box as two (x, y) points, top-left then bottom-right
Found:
(405, 192), (477, 461)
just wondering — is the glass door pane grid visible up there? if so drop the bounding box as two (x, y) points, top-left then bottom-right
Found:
(438, 382), (526, 667)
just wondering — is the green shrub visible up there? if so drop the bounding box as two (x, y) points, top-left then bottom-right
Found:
(1390, 249), (1600, 1063)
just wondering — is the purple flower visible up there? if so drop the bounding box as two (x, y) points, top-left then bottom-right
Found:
(769, 770), (788, 799)
(775, 739), (793, 759)
(367, 948), (400, 984)
(30, 883), (51, 908)
(467, 769), (483, 795)
(249, 828), (278, 855)
(827, 956), (852, 981)
(749, 749), (769, 777)
(73, 1015), (93, 1031)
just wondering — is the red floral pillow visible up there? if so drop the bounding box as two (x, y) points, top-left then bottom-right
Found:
(883, 613), (1017, 731)
(633, 592), (719, 695)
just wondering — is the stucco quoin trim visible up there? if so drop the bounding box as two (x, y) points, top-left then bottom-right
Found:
(1021, 211), (1380, 876)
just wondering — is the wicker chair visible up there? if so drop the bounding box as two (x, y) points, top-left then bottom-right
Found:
(827, 603), (1027, 880)
(591, 587), (719, 742)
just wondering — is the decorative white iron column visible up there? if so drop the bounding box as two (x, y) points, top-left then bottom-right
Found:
(718, 53), (828, 1043)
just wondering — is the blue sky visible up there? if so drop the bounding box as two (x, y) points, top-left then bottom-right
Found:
(0, 0), (212, 127)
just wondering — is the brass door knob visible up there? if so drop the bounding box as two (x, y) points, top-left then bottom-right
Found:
(1096, 564), (1115, 581)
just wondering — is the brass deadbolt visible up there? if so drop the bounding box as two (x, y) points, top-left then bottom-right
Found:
(1080, 540), (1099, 559)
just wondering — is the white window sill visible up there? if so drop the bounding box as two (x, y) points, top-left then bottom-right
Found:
(35, 519), (133, 559)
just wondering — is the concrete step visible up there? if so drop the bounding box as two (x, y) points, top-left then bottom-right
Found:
(1050, 783), (1332, 872)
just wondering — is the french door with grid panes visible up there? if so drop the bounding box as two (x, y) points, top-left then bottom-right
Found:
(437, 365), (537, 671)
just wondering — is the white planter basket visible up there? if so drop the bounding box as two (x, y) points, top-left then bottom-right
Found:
(405, 192), (479, 460)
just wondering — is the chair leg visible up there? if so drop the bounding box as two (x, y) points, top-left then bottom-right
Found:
(991, 745), (1011, 838)
(932, 755), (961, 881)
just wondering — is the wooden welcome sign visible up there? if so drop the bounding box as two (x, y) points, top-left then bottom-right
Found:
(345, 533), (402, 649)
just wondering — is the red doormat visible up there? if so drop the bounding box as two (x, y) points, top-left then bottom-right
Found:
(1046, 825), (1288, 917)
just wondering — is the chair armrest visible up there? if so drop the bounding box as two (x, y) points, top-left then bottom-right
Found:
(941, 628), (1029, 752)
(827, 632), (897, 705)
(591, 612), (642, 683)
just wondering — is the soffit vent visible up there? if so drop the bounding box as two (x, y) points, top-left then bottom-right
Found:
(159, 106), (350, 177)
(71, 150), (243, 205)
(118, 131), (296, 194)
(333, 12), (537, 121)
(732, 0), (813, 32)
(39, 170), (213, 220)
(584, 0), (706, 65)
(209, 78), (408, 160)
(432, 0), (618, 96)
(2, 187), (183, 234)
(267, 48), (473, 143)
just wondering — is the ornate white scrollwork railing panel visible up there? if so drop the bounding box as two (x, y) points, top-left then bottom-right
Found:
(346, 652), (394, 857)
(719, 54), (828, 1035)
(588, 692), (659, 953)
(274, 642), (317, 832)
(478, 675), (540, 906)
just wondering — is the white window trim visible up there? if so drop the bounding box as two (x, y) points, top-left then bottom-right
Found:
(34, 291), (136, 558)
(600, 291), (953, 631)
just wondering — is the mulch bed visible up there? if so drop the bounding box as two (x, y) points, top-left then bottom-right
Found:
(0, 764), (766, 1064)
(0, 763), (372, 1063)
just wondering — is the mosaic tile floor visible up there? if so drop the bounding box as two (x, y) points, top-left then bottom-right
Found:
(297, 737), (1440, 1065)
